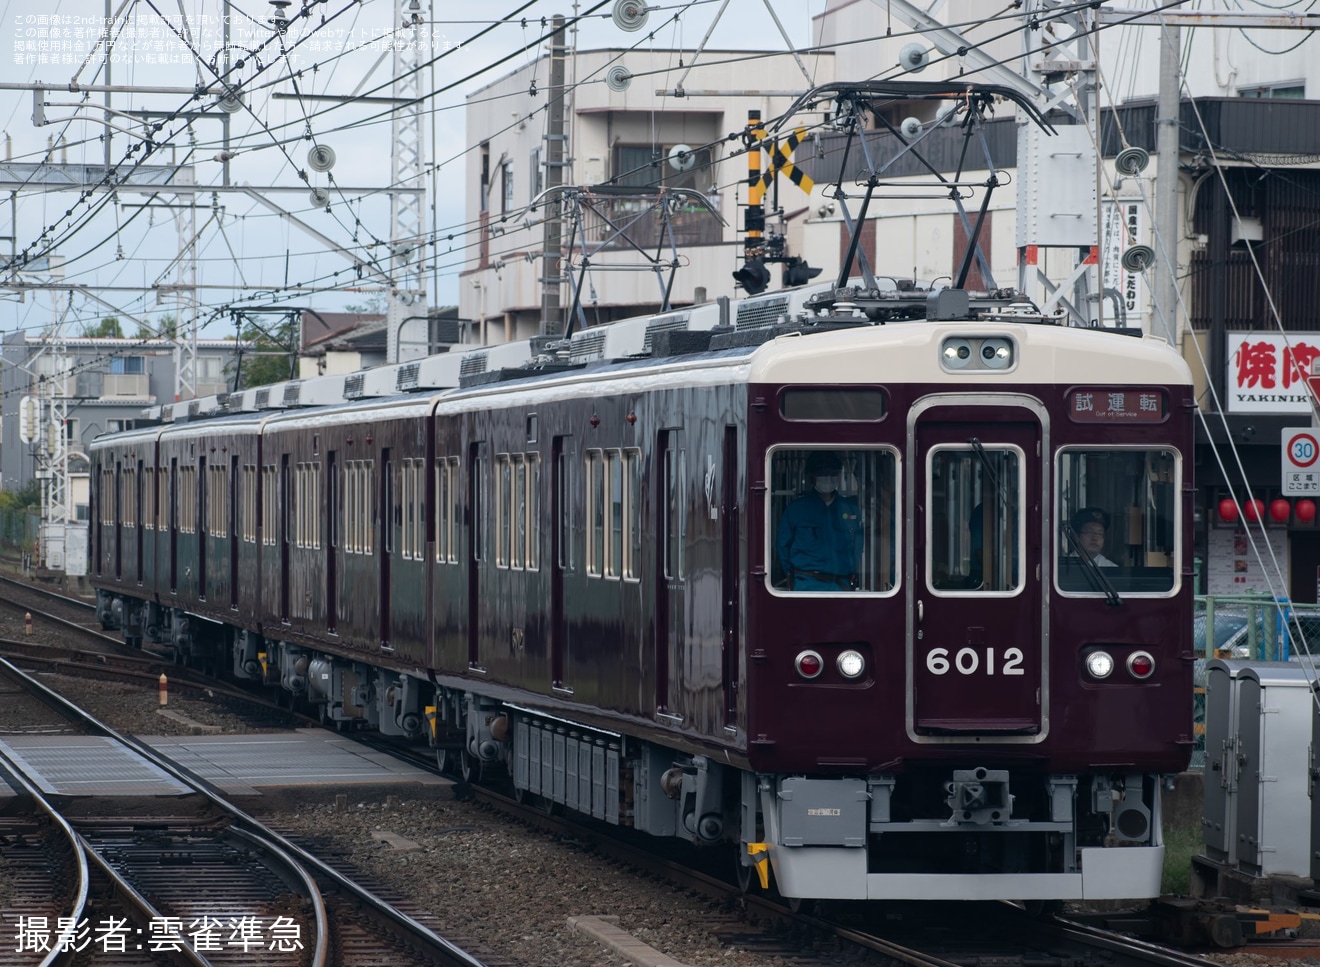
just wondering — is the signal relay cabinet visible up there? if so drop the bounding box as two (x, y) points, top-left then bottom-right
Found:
(1312, 672), (1320, 885)
(1205, 660), (1313, 877)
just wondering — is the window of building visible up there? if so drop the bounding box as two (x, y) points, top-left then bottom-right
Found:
(529, 147), (543, 198)
(612, 144), (712, 191)
(110, 356), (145, 375)
(769, 448), (897, 594)
(1240, 83), (1305, 99)
(502, 160), (514, 213)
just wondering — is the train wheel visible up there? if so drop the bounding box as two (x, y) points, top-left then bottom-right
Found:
(435, 749), (450, 776)
(459, 747), (476, 783)
(512, 785), (528, 804)
(540, 795), (562, 817)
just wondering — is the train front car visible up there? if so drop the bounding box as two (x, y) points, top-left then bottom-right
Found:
(746, 321), (1193, 903)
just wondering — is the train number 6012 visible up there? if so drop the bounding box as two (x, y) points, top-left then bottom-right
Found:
(925, 647), (1025, 676)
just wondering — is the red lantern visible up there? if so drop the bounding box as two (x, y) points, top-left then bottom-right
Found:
(1218, 498), (1239, 523)
(1270, 498), (1292, 523)
(1244, 498), (1266, 523)
(1298, 499), (1317, 524)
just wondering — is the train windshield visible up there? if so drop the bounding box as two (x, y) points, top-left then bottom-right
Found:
(769, 448), (897, 594)
(928, 446), (1023, 593)
(1056, 448), (1177, 595)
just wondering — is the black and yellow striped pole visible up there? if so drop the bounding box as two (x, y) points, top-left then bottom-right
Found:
(733, 110), (772, 294)
(745, 110), (765, 257)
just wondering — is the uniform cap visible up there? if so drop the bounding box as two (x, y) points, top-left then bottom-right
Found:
(804, 451), (842, 476)
(1071, 507), (1109, 533)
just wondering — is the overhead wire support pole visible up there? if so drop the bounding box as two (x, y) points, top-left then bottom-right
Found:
(1153, 18), (1181, 349)
(387, 0), (427, 363)
(541, 14), (567, 337)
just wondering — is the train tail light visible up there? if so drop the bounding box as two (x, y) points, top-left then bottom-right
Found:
(795, 650), (823, 679)
(1127, 651), (1155, 679)
(1084, 650), (1114, 680)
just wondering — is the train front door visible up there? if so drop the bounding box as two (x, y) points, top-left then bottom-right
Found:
(908, 400), (1046, 740)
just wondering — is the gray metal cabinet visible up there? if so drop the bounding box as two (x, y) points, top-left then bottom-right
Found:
(1202, 659), (1255, 866)
(1235, 665), (1313, 877)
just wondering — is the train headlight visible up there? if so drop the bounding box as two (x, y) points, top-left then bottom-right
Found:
(1085, 650), (1114, 680)
(795, 650), (824, 679)
(979, 337), (1013, 369)
(942, 338), (973, 369)
(1127, 651), (1155, 679)
(836, 649), (865, 679)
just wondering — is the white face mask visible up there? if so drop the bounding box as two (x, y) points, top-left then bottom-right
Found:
(814, 475), (838, 494)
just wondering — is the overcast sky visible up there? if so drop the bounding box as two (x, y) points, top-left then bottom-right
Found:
(0, 0), (825, 340)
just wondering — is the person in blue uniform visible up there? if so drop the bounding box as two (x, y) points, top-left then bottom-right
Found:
(776, 451), (863, 591)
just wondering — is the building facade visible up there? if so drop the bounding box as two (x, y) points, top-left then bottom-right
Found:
(0, 334), (241, 503)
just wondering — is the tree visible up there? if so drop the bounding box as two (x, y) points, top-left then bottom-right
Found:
(235, 312), (298, 389)
(136, 314), (178, 340)
(83, 316), (123, 338)
(344, 294), (387, 315)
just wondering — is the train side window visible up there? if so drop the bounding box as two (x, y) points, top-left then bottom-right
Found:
(927, 446), (1022, 594)
(436, 457), (458, 563)
(527, 454), (540, 571)
(262, 466), (278, 546)
(608, 451), (623, 579)
(513, 456), (527, 570)
(1056, 448), (1177, 595)
(625, 448), (641, 581)
(496, 454), (511, 569)
(242, 466), (256, 542)
(769, 448), (897, 594)
(663, 444), (686, 581)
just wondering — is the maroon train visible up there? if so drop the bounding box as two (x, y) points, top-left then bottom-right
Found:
(90, 285), (1194, 902)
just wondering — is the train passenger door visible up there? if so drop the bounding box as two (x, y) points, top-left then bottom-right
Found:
(380, 450), (392, 650)
(114, 461), (123, 581)
(655, 430), (685, 716)
(280, 454), (291, 622)
(169, 457), (178, 593)
(551, 435), (572, 689)
(720, 426), (739, 726)
(136, 459), (145, 584)
(229, 455), (239, 608)
(198, 455), (208, 600)
(467, 441), (487, 670)
(327, 450), (338, 634)
(909, 401), (1045, 740)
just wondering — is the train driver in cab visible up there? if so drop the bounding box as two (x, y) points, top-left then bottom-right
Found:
(1069, 507), (1117, 567)
(776, 451), (863, 591)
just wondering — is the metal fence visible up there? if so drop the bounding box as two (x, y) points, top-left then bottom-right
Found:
(1190, 594), (1320, 769)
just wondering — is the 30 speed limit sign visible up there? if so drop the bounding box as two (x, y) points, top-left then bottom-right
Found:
(1283, 427), (1320, 494)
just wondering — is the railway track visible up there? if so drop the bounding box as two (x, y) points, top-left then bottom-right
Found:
(0, 576), (1257, 967)
(0, 657), (490, 967)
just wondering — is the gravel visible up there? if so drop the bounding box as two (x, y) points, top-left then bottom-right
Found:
(2, 572), (1318, 967)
